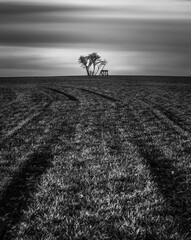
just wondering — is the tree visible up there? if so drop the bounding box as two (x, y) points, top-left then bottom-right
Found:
(78, 56), (92, 76)
(88, 52), (101, 75)
(95, 59), (107, 75)
(78, 52), (107, 76)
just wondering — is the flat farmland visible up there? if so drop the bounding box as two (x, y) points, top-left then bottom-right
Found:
(1, 76), (191, 239)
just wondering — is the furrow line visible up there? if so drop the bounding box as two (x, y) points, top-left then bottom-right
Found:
(44, 87), (79, 102)
(0, 101), (79, 239)
(139, 99), (191, 138)
(0, 101), (52, 145)
(122, 103), (191, 237)
(78, 88), (118, 102)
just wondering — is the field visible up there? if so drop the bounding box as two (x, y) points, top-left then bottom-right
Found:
(0, 75), (191, 239)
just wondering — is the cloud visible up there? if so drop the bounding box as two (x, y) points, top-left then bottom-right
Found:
(0, 57), (42, 70)
(1, 1), (191, 53)
(0, 46), (90, 76)
(0, 2), (106, 24)
(0, 2), (100, 15)
(1, 17), (191, 55)
(1, 0), (191, 76)
(0, 29), (88, 46)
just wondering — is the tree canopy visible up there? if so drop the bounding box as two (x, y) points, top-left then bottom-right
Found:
(78, 52), (107, 76)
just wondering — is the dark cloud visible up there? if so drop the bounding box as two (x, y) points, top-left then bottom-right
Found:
(1, 1), (191, 54)
(1, 18), (191, 55)
(0, 2), (99, 15)
(0, 2), (104, 24)
(123, 19), (191, 52)
(1, 1), (191, 76)
(0, 57), (44, 69)
(0, 29), (88, 46)
(134, 52), (191, 76)
(0, 3), (165, 25)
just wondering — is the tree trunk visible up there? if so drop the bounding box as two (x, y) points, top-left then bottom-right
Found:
(86, 67), (90, 76)
(92, 64), (96, 75)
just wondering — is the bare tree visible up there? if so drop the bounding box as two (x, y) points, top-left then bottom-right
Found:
(95, 60), (107, 75)
(78, 56), (92, 76)
(88, 53), (101, 75)
(78, 53), (107, 76)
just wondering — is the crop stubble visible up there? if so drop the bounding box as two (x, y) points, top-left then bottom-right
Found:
(0, 76), (191, 239)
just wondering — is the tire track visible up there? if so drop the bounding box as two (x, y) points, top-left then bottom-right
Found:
(145, 91), (190, 121)
(142, 89), (191, 129)
(37, 89), (54, 101)
(0, 100), (52, 146)
(0, 89), (54, 139)
(0, 88), (16, 106)
(120, 102), (191, 237)
(61, 85), (118, 103)
(0, 149), (53, 240)
(78, 88), (118, 102)
(0, 90), (47, 120)
(0, 100), (57, 198)
(0, 100), (80, 239)
(44, 87), (79, 102)
(0, 93), (23, 115)
(140, 99), (191, 138)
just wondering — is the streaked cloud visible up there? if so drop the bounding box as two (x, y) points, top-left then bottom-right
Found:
(0, 0), (191, 76)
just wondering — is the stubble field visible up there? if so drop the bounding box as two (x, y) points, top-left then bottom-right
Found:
(0, 75), (191, 239)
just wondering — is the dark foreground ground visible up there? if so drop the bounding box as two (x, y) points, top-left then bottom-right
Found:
(0, 75), (191, 239)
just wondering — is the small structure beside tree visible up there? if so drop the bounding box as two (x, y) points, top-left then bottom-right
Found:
(78, 52), (108, 76)
(100, 70), (108, 76)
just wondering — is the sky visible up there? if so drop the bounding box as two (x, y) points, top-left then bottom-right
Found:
(1, 0), (191, 77)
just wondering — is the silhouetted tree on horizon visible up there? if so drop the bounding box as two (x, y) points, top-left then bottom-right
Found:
(78, 52), (107, 76)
